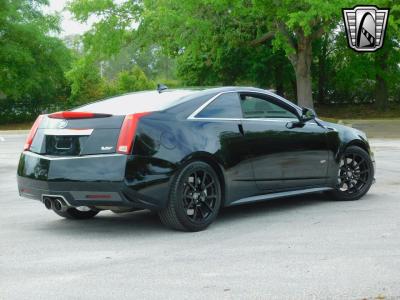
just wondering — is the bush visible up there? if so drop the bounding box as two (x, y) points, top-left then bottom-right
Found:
(116, 66), (154, 94)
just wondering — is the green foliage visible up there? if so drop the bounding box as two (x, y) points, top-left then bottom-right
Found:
(2, 0), (400, 125)
(115, 66), (154, 93)
(66, 55), (154, 106)
(0, 0), (72, 123)
(65, 58), (107, 105)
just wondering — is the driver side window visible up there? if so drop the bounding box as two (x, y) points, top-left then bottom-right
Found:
(240, 94), (297, 119)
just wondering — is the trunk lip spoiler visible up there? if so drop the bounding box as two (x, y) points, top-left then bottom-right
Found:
(48, 111), (112, 119)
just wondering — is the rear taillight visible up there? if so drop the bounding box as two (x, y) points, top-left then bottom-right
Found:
(117, 112), (151, 154)
(24, 115), (44, 151)
(48, 111), (111, 119)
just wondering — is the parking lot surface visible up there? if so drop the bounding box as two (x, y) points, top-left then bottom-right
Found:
(0, 133), (399, 299)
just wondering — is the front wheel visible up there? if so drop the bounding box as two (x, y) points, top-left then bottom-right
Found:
(329, 146), (374, 201)
(158, 161), (222, 231)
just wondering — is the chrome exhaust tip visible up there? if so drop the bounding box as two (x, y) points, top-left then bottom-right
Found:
(53, 198), (66, 212)
(43, 197), (52, 210)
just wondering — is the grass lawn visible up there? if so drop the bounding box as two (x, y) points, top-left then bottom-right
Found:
(316, 103), (400, 120)
(0, 122), (33, 131)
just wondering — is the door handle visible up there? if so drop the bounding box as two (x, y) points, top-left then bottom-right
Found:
(238, 124), (244, 136)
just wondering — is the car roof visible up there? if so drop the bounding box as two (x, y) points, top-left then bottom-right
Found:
(74, 86), (297, 115)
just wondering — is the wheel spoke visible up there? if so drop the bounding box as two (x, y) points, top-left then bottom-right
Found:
(201, 171), (206, 187)
(203, 201), (214, 213)
(187, 182), (196, 191)
(193, 172), (198, 189)
(357, 158), (366, 167)
(198, 206), (205, 219)
(204, 180), (214, 190)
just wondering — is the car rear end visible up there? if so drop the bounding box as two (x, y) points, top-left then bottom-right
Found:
(17, 110), (159, 212)
(17, 90), (199, 215)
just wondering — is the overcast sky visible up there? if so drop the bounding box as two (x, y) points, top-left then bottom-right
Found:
(43, 0), (92, 37)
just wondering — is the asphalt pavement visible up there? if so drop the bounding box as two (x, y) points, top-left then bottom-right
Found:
(0, 132), (399, 300)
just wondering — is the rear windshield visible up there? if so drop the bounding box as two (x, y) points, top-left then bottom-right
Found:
(73, 90), (196, 114)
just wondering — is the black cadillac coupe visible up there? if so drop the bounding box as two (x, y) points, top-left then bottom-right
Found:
(17, 87), (375, 231)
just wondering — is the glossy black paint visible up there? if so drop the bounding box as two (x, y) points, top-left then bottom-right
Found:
(17, 87), (374, 210)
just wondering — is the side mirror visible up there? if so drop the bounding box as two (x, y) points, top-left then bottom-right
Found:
(301, 107), (317, 122)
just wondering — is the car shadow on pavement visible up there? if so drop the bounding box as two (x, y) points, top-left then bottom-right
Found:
(36, 192), (334, 236)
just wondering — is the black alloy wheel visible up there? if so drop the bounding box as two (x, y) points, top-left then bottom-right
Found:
(183, 169), (218, 222)
(330, 146), (374, 201)
(159, 161), (222, 231)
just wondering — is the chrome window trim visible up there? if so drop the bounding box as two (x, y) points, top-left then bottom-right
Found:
(43, 129), (94, 136)
(23, 151), (125, 161)
(187, 92), (230, 120)
(187, 89), (302, 121)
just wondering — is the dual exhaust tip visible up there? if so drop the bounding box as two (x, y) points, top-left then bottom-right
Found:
(43, 196), (67, 212)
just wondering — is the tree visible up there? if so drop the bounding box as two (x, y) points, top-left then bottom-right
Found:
(142, 0), (349, 108)
(373, 0), (400, 110)
(68, 0), (295, 94)
(66, 57), (107, 105)
(115, 66), (154, 93)
(0, 0), (72, 122)
(67, 0), (400, 110)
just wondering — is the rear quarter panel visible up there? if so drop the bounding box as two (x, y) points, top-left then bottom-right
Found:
(130, 111), (257, 206)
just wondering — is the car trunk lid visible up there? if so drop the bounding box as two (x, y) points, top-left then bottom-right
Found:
(29, 113), (125, 156)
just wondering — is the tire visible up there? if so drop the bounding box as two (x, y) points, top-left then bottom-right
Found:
(158, 161), (222, 231)
(329, 145), (374, 201)
(53, 208), (99, 220)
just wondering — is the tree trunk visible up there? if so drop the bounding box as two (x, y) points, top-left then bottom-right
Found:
(317, 36), (327, 104)
(292, 37), (314, 109)
(274, 55), (284, 96)
(375, 44), (389, 111)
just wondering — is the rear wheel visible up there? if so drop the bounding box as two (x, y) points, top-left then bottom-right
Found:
(329, 146), (374, 201)
(158, 161), (222, 231)
(53, 207), (99, 219)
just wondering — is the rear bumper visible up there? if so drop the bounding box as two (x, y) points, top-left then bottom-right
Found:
(17, 151), (171, 210)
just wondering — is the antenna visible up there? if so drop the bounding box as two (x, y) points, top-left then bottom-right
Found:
(157, 84), (168, 93)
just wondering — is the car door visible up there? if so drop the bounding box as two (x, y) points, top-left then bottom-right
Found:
(189, 91), (257, 202)
(239, 92), (329, 191)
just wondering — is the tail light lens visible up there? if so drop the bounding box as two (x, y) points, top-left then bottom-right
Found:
(117, 112), (151, 154)
(24, 115), (44, 151)
(48, 111), (111, 119)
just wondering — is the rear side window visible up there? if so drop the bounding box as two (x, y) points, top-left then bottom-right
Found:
(74, 90), (196, 114)
(196, 93), (242, 118)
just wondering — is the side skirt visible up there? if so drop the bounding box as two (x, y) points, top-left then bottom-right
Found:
(228, 187), (333, 206)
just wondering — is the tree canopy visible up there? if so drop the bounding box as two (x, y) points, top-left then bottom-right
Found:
(1, 0), (400, 124)
(0, 0), (72, 122)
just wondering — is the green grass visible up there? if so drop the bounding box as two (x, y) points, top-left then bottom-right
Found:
(0, 122), (33, 131)
(316, 103), (400, 120)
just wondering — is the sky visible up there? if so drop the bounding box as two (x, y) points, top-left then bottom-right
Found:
(43, 0), (93, 37)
